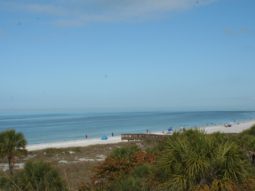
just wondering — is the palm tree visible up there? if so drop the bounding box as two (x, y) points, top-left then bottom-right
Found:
(0, 129), (27, 175)
(157, 129), (253, 191)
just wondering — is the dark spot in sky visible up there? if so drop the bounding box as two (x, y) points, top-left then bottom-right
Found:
(17, 21), (22, 26)
(192, 1), (200, 7)
(104, 74), (108, 79)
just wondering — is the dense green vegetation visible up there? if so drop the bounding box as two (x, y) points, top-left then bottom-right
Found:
(80, 126), (255, 191)
(155, 130), (254, 191)
(0, 160), (67, 191)
(0, 130), (66, 191)
(1, 126), (255, 191)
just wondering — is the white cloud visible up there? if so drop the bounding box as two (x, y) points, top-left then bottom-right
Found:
(1, 0), (217, 26)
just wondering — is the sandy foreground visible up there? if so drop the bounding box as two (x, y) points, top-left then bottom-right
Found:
(27, 120), (255, 151)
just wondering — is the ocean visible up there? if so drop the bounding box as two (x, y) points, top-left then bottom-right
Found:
(0, 111), (255, 145)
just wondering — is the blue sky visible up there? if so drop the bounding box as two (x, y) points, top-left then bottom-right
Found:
(0, 0), (255, 112)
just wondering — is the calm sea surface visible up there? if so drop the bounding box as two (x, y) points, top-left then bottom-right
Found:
(0, 111), (255, 144)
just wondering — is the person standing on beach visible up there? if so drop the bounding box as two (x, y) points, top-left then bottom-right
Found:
(111, 132), (114, 137)
(85, 134), (88, 139)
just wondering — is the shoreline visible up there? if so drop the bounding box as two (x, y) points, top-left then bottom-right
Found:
(203, 119), (255, 134)
(27, 119), (255, 151)
(27, 136), (123, 151)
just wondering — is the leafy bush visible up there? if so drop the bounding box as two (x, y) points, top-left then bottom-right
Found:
(110, 145), (139, 160)
(0, 160), (67, 191)
(91, 145), (155, 190)
(241, 125), (255, 136)
(156, 129), (254, 191)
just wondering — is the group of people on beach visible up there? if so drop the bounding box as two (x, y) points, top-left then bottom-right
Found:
(84, 132), (114, 139)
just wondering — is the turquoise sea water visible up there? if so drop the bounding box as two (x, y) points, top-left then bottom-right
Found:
(0, 111), (255, 145)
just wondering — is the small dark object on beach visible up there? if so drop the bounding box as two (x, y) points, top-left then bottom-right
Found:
(85, 134), (88, 139)
(112, 132), (114, 137)
(224, 123), (232, 128)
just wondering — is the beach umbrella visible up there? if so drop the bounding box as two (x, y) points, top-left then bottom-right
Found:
(101, 135), (108, 140)
(168, 128), (173, 132)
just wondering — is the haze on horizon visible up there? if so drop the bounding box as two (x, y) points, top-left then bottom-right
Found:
(0, 0), (255, 112)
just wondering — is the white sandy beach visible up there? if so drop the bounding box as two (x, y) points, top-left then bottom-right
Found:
(203, 120), (255, 134)
(27, 136), (123, 151)
(27, 120), (255, 151)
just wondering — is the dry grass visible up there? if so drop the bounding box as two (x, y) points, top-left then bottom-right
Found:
(1, 141), (157, 190)
(26, 142), (137, 190)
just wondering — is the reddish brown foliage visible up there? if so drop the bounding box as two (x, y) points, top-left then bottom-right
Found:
(91, 150), (155, 186)
(93, 158), (132, 183)
(132, 151), (155, 165)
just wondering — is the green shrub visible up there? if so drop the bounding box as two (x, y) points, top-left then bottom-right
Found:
(157, 129), (254, 191)
(241, 125), (255, 136)
(0, 160), (67, 191)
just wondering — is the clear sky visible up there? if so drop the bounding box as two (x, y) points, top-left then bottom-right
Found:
(0, 0), (255, 112)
